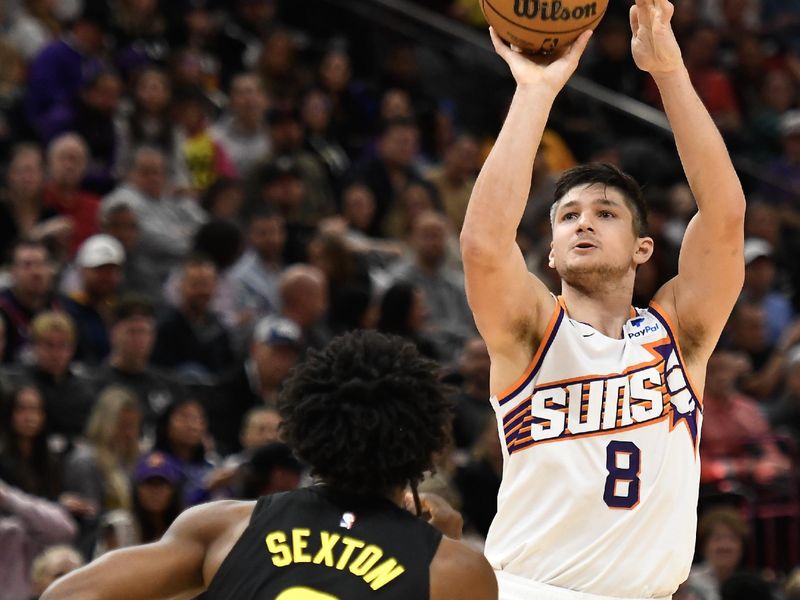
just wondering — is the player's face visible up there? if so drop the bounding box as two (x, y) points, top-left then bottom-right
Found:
(550, 184), (652, 289)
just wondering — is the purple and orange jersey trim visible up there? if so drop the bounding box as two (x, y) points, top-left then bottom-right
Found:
(500, 302), (702, 456)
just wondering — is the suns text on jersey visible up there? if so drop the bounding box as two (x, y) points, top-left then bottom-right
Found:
(503, 348), (698, 453)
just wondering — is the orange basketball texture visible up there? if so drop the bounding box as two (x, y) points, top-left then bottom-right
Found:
(481, 0), (609, 54)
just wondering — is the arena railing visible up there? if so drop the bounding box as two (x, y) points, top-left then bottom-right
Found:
(315, 0), (797, 203)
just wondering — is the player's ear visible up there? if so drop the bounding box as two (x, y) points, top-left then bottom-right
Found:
(633, 236), (654, 265)
(548, 241), (555, 269)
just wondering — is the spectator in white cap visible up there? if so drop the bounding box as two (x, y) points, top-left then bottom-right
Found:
(203, 315), (301, 456)
(740, 237), (794, 346)
(63, 234), (125, 365)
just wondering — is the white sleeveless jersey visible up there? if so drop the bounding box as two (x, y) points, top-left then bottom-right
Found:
(485, 298), (702, 598)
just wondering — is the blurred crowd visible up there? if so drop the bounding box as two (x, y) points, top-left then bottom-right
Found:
(1, 0), (800, 598)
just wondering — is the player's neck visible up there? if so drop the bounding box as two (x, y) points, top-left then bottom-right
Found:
(560, 284), (634, 340)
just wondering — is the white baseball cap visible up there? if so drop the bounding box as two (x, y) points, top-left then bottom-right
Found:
(780, 110), (800, 137)
(76, 234), (125, 268)
(743, 238), (772, 266)
(252, 315), (302, 349)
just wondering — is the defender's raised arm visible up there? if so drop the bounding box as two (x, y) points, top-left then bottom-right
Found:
(460, 30), (592, 394)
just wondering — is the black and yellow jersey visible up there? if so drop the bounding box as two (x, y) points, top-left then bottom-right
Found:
(204, 485), (443, 599)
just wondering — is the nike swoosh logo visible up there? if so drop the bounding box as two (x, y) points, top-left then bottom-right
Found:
(582, 333), (595, 338)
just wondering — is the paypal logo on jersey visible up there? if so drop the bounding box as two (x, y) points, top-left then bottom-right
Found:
(627, 317), (660, 339)
(628, 325), (660, 338)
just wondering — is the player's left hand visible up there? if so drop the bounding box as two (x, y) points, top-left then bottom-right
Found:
(630, 0), (683, 76)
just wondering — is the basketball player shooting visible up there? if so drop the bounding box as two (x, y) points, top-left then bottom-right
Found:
(42, 333), (498, 600)
(461, 0), (745, 599)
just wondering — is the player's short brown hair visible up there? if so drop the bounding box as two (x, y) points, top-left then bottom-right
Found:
(551, 163), (648, 237)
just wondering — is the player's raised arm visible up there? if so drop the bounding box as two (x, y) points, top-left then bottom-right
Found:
(460, 29), (592, 392)
(638, 0), (746, 361)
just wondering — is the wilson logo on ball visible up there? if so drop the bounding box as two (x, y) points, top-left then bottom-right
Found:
(482, 0), (608, 53)
(513, 0), (598, 21)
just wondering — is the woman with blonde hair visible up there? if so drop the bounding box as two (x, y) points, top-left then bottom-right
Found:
(62, 385), (143, 514)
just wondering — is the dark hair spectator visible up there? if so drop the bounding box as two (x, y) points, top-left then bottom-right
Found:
(454, 413), (502, 537)
(307, 230), (372, 333)
(0, 382), (61, 500)
(0, 144), (60, 262)
(116, 67), (187, 187)
(151, 254), (236, 378)
(200, 177), (245, 222)
(129, 451), (184, 543)
(0, 239), (63, 363)
(153, 397), (216, 505)
(719, 572), (774, 600)
(94, 295), (183, 439)
(238, 441), (302, 499)
(377, 282), (439, 360)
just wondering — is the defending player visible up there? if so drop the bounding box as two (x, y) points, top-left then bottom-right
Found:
(42, 331), (497, 600)
(460, 1), (745, 599)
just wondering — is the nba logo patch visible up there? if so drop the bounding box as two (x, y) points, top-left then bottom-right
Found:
(340, 512), (356, 530)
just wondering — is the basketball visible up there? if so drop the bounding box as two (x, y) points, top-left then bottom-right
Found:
(481, 0), (609, 54)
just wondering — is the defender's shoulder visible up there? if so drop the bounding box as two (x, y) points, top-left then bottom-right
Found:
(430, 538), (497, 600)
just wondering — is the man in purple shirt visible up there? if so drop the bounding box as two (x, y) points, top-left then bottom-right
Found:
(25, 4), (109, 142)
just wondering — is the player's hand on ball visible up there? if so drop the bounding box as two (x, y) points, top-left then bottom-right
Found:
(630, 0), (683, 76)
(489, 26), (592, 95)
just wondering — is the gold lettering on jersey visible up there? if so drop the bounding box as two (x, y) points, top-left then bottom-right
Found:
(362, 558), (406, 590)
(313, 532), (340, 567)
(265, 529), (406, 590)
(266, 531), (292, 567)
(293, 529), (312, 563)
(336, 537), (365, 570)
(349, 545), (383, 576)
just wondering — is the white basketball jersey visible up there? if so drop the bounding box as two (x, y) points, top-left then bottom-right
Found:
(485, 298), (702, 598)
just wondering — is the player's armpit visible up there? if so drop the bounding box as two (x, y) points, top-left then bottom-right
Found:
(430, 537), (498, 600)
(462, 238), (555, 392)
(653, 208), (744, 363)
